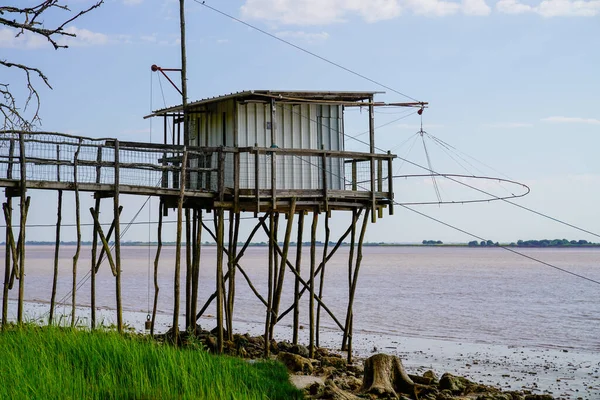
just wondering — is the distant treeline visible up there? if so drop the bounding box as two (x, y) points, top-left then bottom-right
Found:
(7, 239), (600, 248)
(468, 239), (600, 248)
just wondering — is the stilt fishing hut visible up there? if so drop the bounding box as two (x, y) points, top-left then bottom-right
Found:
(0, 89), (425, 362)
(143, 89), (416, 359)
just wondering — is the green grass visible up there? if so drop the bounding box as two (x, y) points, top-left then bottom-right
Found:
(0, 326), (303, 400)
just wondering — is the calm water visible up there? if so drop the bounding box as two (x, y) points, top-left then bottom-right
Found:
(2, 245), (599, 352)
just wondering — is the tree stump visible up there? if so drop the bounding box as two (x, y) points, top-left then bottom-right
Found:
(360, 354), (417, 399)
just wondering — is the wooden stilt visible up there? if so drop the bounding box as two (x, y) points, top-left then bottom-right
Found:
(226, 210), (240, 341)
(151, 200), (164, 336)
(173, 148), (188, 343)
(49, 190), (63, 326)
(270, 198), (296, 337)
(49, 145), (63, 326)
(224, 211), (233, 339)
(17, 133), (27, 324)
(71, 140), (82, 327)
(215, 207), (225, 353)
(293, 211), (304, 345)
(214, 211), (229, 342)
(341, 209), (357, 351)
(89, 196), (100, 329)
(113, 140), (123, 333)
(309, 210), (318, 358)
(1, 201), (12, 329)
(344, 207), (370, 364)
(90, 147), (102, 329)
(272, 212), (280, 312)
(316, 212), (330, 347)
(1, 139), (14, 328)
(264, 211), (275, 358)
(190, 208), (202, 335)
(3, 202), (20, 290)
(185, 207), (192, 330)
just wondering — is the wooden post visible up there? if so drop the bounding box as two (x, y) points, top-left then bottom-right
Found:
(1, 139), (14, 328)
(1, 201), (11, 329)
(3, 201), (20, 292)
(341, 209), (357, 351)
(185, 207), (192, 330)
(388, 151), (394, 215)
(322, 153), (328, 212)
(215, 207), (225, 353)
(254, 146), (260, 216)
(173, 148), (188, 343)
(71, 140), (82, 327)
(309, 210), (319, 358)
(264, 212), (275, 358)
(190, 208), (202, 335)
(90, 146), (102, 329)
(271, 198), (296, 336)
(226, 210), (240, 341)
(151, 200), (164, 336)
(377, 158), (383, 219)
(270, 98), (277, 210)
(234, 150), (240, 213)
(179, 0), (188, 144)
(316, 211), (330, 347)
(352, 160), (357, 191)
(369, 99), (377, 223)
(344, 207), (370, 363)
(271, 212), (280, 323)
(292, 211), (304, 345)
(17, 133), (27, 324)
(113, 140), (123, 333)
(49, 146), (63, 326)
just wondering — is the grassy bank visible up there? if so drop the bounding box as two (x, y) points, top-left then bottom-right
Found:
(0, 326), (302, 399)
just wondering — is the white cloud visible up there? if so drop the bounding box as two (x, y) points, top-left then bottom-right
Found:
(482, 122), (534, 128)
(404, 0), (461, 16)
(240, 0), (402, 25)
(123, 0), (144, 4)
(276, 30), (330, 42)
(0, 26), (110, 49)
(496, 0), (600, 16)
(241, 0), (598, 23)
(0, 28), (51, 49)
(61, 26), (109, 47)
(496, 0), (535, 14)
(240, 0), (491, 24)
(542, 116), (600, 124)
(462, 0), (492, 15)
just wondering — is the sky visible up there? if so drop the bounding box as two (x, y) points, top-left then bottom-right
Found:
(1, 0), (599, 244)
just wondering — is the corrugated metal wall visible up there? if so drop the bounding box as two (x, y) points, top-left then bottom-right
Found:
(237, 102), (344, 190)
(188, 100), (345, 191)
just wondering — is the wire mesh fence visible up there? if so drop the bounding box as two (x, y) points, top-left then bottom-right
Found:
(0, 131), (392, 197)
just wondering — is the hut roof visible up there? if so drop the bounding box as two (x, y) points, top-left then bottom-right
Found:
(145, 90), (381, 118)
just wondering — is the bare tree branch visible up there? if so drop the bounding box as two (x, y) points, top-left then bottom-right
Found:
(1, 1), (103, 129)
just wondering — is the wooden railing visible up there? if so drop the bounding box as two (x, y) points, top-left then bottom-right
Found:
(0, 131), (395, 217)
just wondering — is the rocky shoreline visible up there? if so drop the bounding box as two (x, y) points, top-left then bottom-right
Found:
(159, 328), (560, 400)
